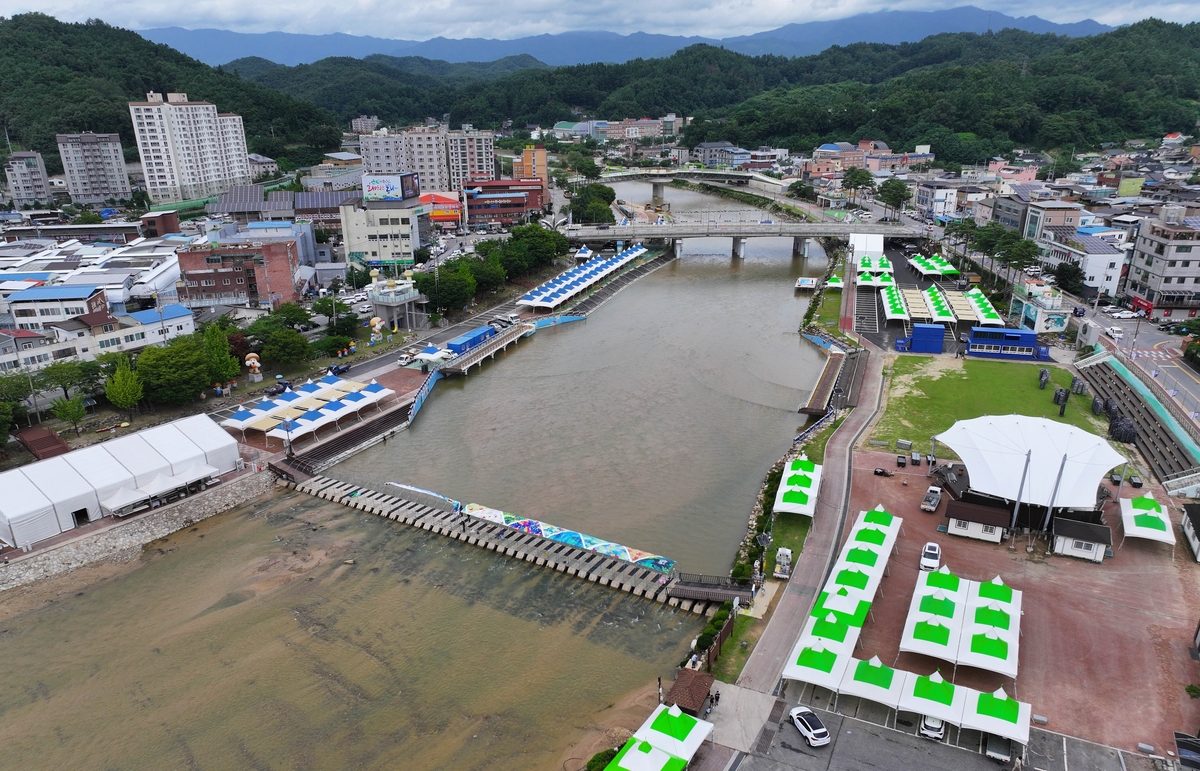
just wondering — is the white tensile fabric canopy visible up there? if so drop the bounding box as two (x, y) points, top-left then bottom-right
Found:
(960, 687), (1032, 745)
(936, 415), (1124, 509)
(898, 670), (967, 725)
(631, 704), (713, 762)
(63, 445), (137, 504)
(173, 415), (240, 473)
(838, 655), (905, 710)
(0, 469), (62, 547)
(19, 457), (103, 526)
(773, 456), (823, 517)
(1120, 493), (1176, 545)
(782, 639), (852, 691)
(100, 487), (150, 516)
(102, 434), (173, 488)
(138, 423), (208, 476)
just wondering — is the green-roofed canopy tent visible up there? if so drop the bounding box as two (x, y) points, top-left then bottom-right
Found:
(880, 285), (909, 321)
(630, 703), (714, 763)
(781, 638), (852, 690)
(825, 274), (844, 290)
(897, 670), (967, 725)
(959, 687), (1031, 745)
(899, 566), (967, 664)
(772, 456), (823, 517)
(1119, 493), (1176, 549)
(605, 737), (688, 771)
(837, 655), (904, 709)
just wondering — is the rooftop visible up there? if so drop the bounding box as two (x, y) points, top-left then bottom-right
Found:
(126, 304), (194, 324)
(7, 285), (102, 302)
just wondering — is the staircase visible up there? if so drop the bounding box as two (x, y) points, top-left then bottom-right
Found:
(854, 287), (879, 334)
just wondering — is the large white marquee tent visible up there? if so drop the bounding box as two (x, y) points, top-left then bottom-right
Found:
(935, 415), (1125, 510)
(0, 416), (240, 549)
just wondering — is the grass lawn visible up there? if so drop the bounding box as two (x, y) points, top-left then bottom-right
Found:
(709, 614), (759, 683)
(870, 355), (1110, 455)
(801, 415), (844, 464)
(764, 512), (812, 577)
(812, 285), (842, 330)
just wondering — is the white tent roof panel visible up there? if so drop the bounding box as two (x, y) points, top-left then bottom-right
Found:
(20, 458), (102, 526)
(838, 656), (904, 710)
(0, 469), (62, 548)
(173, 414), (240, 473)
(1120, 494), (1176, 545)
(774, 459), (822, 517)
(898, 670), (966, 726)
(631, 704), (713, 762)
(960, 687), (1032, 745)
(101, 435), (173, 488)
(781, 638), (852, 690)
(62, 445), (136, 502)
(936, 416), (1124, 509)
(100, 487), (150, 515)
(138, 423), (208, 476)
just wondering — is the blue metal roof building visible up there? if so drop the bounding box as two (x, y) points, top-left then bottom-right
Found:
(6, 285), (102, 302)
(127, 304), (194, 324)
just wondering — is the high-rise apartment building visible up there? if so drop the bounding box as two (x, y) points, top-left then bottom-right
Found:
(360, 126), (452, 191)
(56, 132), (132, 204)
(511, 145), (549, 200)
(4, 151), (52, 207)
(1124, 204), (1200, 317)
(351, 115), (381, 134)
(128, 91), (251, 204)
(446, 126), (495, 191)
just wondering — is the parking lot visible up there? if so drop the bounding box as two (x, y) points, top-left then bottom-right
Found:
(835, 449), (1200, 756)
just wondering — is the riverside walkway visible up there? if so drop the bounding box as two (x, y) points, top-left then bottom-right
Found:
(567, 221), (923, 241)
(286, 475), (728, 616)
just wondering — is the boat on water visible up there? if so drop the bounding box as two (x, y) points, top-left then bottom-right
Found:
(795, 277), (818, 291)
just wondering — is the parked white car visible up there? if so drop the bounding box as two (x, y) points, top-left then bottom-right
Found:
(790, 706), (831, 747)
(919, 542), (942, 572)
(1110, 310), (1139, 319)
(920, 714), (946, 741)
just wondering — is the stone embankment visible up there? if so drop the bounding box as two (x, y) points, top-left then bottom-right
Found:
(0, 470), (278, 592)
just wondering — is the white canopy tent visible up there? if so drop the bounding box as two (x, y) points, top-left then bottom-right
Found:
(782, 639), (853, 691)
(1120, 493), (1176, 546)
(897, 670), (967, 726)
(63, 444), (137, 503)
(99, 487), (150, 517)
(138, 424), (208, 476)
(102, 435), (173, 488)
(139, 473), (187, 498)
(936, 416), (1124, 512)
(0, 469), (62, 548)
(173, 415), (240, 473)
(773, 457), (823, 517)
(605, 737), (685, 771)
(631, 704), (713, 762)
(899, 567), (968, 665)
(838, 655), (904, 710)
(960, 687), (1032, 745)
(957, 578), (1023, 678)
(20, 458), (102, 527)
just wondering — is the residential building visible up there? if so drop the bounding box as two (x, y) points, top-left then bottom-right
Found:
(1023, 200), (1083, 241)
(46, 305), (194, 358)
(360, 126), (452, 191)
(1009, 278), (1069, 334)
(720, 147), (752, 168)
(7, 285), (108, 331)
(669, 147), (690, 164)
(446, 126), (495, 191)
(462, 179), (545, 227)
(812, 142), (866, 170)
(56, 133), (132, 205)
(177, 240), (304, 309)
(1124, 205), (1200, 318)
(4, 151), (52, 207)
(511, 145), (549, 199)
(693, 141), (735, 167)
(1040, 226), (1126, 298)
(914, 180), (960, 219)
(988, 159), (1039, 183)
(603, 118), (664, 142)
(339, 194), (429, 271)
(955, 186), (991, 215)
(140, 211), (180, 238)
(863, 144), (936, 173)
(351, 115), (381, 134)
(247, 153), (279, 178)
(128, 91), (251, 204)
(207, 221), (319, 267)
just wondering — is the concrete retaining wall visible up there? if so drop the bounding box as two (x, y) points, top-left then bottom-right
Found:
(0, 470), (279, 592)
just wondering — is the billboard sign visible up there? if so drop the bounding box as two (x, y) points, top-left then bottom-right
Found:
(363, 173), (420, 201)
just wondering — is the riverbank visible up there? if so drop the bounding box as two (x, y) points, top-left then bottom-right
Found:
(669, 179), (817, 222)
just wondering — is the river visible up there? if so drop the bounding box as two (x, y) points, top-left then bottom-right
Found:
(333, 181), (829, 573)
(0, 182), (828, 771)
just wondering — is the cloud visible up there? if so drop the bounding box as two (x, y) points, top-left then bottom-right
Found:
(2, 0), (1197, 39)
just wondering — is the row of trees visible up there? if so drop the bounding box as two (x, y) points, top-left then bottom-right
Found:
(413, 225), (570, 313)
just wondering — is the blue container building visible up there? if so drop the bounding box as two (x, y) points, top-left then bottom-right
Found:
(446, 325), (496, 355)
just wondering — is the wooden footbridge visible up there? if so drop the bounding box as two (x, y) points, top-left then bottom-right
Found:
(285, 475), (742, 616)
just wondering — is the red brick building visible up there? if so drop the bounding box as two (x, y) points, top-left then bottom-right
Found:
(177, 240), (302, 309)
(462, 179), (545, 227)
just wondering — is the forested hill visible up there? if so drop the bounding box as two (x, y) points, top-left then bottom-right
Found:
(0, 14), (338, 172)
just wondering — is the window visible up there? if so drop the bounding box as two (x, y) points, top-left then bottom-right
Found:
(201, 279), (216, 287)
(1180, 246), (1193, 254)
(14, 309), (35, 318)
(206, 256), (223, 265)
(98, 337), (120, 349)
(982, 525), (996, 535)
(38, 308), (60, 316)
(953, 519), (968, 530)
(1170, 261), (1177, 268)
(236, 277), (244, 284)
(223, 278), (231, 285)
(1164, 277), (1173, 284)
(123, 331), (146, 343)
(1071, 540), (1095, 552)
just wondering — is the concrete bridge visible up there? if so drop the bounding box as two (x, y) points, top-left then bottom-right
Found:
(566, 221), (924, 258)
(572, 167), (777, 206)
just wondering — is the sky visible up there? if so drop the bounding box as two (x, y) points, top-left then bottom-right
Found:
(3, 0), (1197, 39)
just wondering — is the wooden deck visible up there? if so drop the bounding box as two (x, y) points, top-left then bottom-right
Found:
(285, 475), (724, 615)
(799, 350), (845, 416)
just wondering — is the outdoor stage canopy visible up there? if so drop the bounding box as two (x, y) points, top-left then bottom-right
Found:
(935, 415), (1125, 510)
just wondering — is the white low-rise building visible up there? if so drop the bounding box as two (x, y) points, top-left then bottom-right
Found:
(945, 501), (1007, 544)
(1051, 517), (1111, 563)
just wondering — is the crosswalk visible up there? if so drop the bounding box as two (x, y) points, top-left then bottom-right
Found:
(1127, 349), (1179, 360)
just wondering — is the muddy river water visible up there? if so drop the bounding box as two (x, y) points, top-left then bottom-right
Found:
(0, 183), (827, 770)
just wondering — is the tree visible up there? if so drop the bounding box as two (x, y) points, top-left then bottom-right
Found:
(104, 356), (143, 421)
(312, 297), (351, 335)
(998, 237), (1041, 270)
(71, 211), (103, 225)
(244, 313), (290, 348)
(877, 178), (911, 218)
(0, 401), (13, 440)
(787, 180), (815, 201)
(577, 158), (602, 180)
(841, 166), (875, 205)
(137, 336), (209, 405)
(345, 266), (371, 289)
(272, 302), (313, 329)
(262, 328), (311, 365)
(305, 124), (343, 150)
(38, 360), (86, 400)
(0, 371), (34, 404)
(1053, 262), (1088, 295)
(51, 394), (86, 435)
(203, 324), (242, 384)
(414, 266), (476, 313)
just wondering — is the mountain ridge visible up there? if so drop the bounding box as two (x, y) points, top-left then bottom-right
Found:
(140, 7), (1114, 66)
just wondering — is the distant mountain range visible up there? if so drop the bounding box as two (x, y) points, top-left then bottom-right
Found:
(140, 6), (1113, 66)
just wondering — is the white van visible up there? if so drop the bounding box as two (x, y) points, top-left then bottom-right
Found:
(1106, 326), (1124, 341)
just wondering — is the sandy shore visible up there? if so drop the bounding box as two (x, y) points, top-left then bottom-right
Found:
(557, 679), (669, 771)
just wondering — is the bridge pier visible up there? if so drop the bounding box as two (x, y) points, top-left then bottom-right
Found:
(732, 237), (746, 259)
(672, 239), (683, 258)
(651, 181), (665, 206)
(793, 237), (809, 258)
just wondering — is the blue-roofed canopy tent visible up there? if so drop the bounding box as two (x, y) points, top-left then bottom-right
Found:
(221, 378), (397, 448)
(518, 245), (647, 310)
